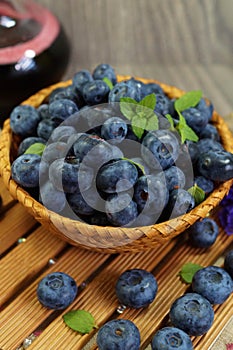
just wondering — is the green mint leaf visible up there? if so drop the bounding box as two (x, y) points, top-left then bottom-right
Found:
(120, 97), (138, 121)
(138, 93), (156, 110)
(174, 90), (202, 112)
(102, 77), (113, 90)
(179, 262), (203, 284)
(165, 114), (175, 131)
(176, 110), (199, 143)
(131, 115), (147, 139)
(63, 310), (97, 334)
(146, 114), (159, 131)
(188, 184), (205, 205)
(24, 143), (46, 156)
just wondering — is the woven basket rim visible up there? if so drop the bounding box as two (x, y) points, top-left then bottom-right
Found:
(0, 75), (233, 253)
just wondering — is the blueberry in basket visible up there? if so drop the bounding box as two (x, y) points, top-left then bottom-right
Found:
(8, 63), (233, 230)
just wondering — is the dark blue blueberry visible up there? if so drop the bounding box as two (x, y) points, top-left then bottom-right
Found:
(17, 136), (46, 156)
(37, 104), (50, 119)
(10, 105), (41, 137)
(192, 266), (233, 304)
(11, 154), (41, 188)
(169, 293), (214, 336)
(164, 166), (186, 191)
(133, 173), (169, 218)
(96, 319), (140, 350)
(108, 82), (141, 103)
(49, 85), (84, 108)
(198, 123), (220, 141)
(197, 150), (233, 182)
(101, 117), (128, 144)
(224, 250), (233, 279)
(194, 176), (214, 195)
(42, 142), (68, 164)
(187, 217), (219, 248)
(96, 159), (138, 193)
(39, 180), (66, 213)
(141, 130), (180, 170)
(37, 118), (59, 141)
(50, 125), (77, 143)
(181, 107), (209, 133)
(37, 272), (78, 310)
(82, 80), (110, 105)
(166, 188), (195, 219)
(115, 268), (158, 308)
(184, 141), (199, 165)
(151, 327), (193, 350)
(154, 93), (171, 116)
(105, 192), (138, 227)
(130, 157), (151, 175)
(72, 69), (93, 94)
(67, 187), (98, 216)
(84, 104), (117, 130)
(196, 138), (224, 154)
(196, 98), (214, 121)
(92, 63), (117, 85)
(141, 82), (164, 97)
(49, 98), (79, 123)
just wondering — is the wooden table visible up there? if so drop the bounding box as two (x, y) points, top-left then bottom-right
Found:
(0, 175), (233, 349)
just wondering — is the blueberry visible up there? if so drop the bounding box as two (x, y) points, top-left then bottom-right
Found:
(37, 118), (59, 141)
(105, 192), (138, 227)
(83, 80), (110, 105)
(187, 217), (219, 248)
(96, 159), (138, 194)
(96, 319), (140, 350)
(72, 69), (93, 94)
(151, 327), (193, 350)
(11, 154), (41, 188)
(133, 173), (169, 219)
(49, 85), (84, 108)
(164, 166), (186, 192)
(37, 272), (78, 310)
(165, 188), (195, 219)
(39, 180), (66, 213)
(37, 104), (50, 119)
(141, 82), (164, 97)
(154, 93), (171, 116)
(169, 293), (214, 336)
(92, 63), (117, 85)
(141, 130), (180, 170)
(67, 187), (98, 216)
(17, 136), (46, 156)
(101, 116), (128, 144)
(196, 98), (214, 121)
(197, 150), (233, 182)
(182, 107), (209, 133)
(193, 176), (214, 195)
(49, 98), (79, 123)
(108, 82), (141, 103)
(10, 105), (41, 137)
(192, 266), (233, 304)
(198, 123), (220, 141)
(42, 142), (68, 164)
(196, 138), (224, 154)
(224, 250), (233, 279)
(50, 125), (77, 143)
(115, 268), (158, 308)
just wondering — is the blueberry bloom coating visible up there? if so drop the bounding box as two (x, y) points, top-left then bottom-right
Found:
(105, 193), (138, 227)
(182, 107), (209, 133)
(101, 116), (128, 144)
(224, 250), (233, 279)
(151, 327), (193, 350)
(169, 293), (214, 336)
(192, 266), (233, 304)
(187, 217), (219, 248)
(115, 268), (158, 308)
(10, 105), (40, 137)
(37, 272), (78, 310)
(72, 69), (93, 94)
(83, 80), (110, 105)
(96, 319), (140, 350)
(49, 98), (79, 123)
(11, 154), (41, 188)
(92, 63), (117, 85)
(167, 189), (195, 219)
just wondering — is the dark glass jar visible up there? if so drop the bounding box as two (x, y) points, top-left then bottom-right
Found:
(0, 0), (70, 125)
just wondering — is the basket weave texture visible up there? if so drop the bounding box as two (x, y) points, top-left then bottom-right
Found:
(0, 75), (233, 253)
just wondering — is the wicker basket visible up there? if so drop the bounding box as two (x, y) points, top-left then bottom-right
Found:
(1, 75), (233, 253)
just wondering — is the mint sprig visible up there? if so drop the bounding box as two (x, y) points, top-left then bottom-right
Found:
(63, 309), (97, 334)
(120, 93), (158, 139)
(179, 262), (203, 284)
(24, 143), (46, 156)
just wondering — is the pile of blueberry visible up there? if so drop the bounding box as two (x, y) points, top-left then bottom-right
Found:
(36, 250), (233, 349)
(10, 63), (233, 228)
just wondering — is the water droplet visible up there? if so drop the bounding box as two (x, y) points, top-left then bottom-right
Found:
(116, 304), (127, 314)
(18, 237), (26, 244)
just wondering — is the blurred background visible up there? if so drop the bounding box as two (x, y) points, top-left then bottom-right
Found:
(27, 0), (233, 118)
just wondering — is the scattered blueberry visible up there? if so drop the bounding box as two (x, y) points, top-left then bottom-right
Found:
(37, 272), (78, 310)
(224, 250), (233, 279)
(187, 217), (219, 248)
(169, 292), (214, 336)
(115, 268), (158, 308)
(96, 319), (141, 350)
(192, 265), (233, 304)
(151, 327), (193, 350)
